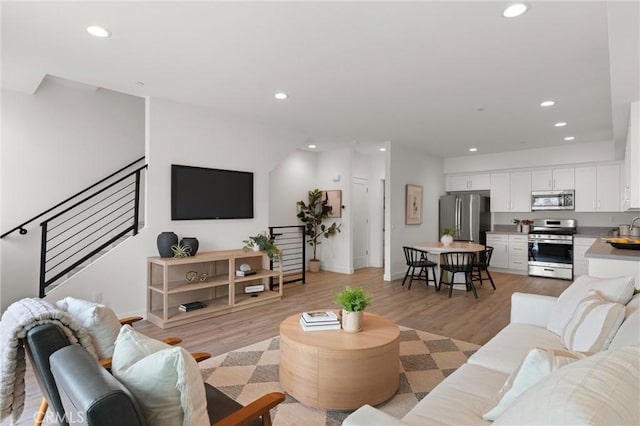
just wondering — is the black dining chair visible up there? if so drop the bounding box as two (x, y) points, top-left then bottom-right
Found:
(471, 246), (496, 290)
(438, 251), (478, 298)
(402, 246), (437, 290)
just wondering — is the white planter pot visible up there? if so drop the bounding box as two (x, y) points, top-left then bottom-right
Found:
(522, 225), (530, 234)
(440, 234), (454, 245)
(341, 310), (363, 332)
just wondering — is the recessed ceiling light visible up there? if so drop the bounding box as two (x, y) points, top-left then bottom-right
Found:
(379, 147), (386, 152)
(135, 81), (145, 86)
(503, 3), (528, 18)
(86, 26), (111, 38)
(564, 136), (575, 141)
(274, 92), (288, 100)
(308, 144), (316, 149)
(540, 100), (555, 107)
(554, 122), (567, 127)
(469, 148), (478, 152)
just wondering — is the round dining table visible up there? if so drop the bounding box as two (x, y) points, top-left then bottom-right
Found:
(412, 241), (485, 285)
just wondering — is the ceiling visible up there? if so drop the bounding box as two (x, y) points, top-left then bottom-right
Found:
(2, 1), (638, 158)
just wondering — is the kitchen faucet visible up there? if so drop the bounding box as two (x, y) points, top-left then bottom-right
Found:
(631, 216), (640, 229)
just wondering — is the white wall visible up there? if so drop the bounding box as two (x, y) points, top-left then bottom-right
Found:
(387, 142), (445, 281)
(269, 149), (317, 226)
(0, 77), (144, 311)
(444, 141), (616, 174)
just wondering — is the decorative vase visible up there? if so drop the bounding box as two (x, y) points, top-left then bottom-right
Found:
(522, 225), (530, 234)
(440, 234), (454, 245)
(180, 237), (199, 256)
(309, 259), (321, 272)
(341, 310), (363, 332)
(516, 224), (523, 233)
(157, 232), (178, 258)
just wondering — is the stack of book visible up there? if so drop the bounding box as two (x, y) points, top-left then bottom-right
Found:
(235, 269), (257, 276)
(299, 311), (341, 331)
(178, 301), (206, 312)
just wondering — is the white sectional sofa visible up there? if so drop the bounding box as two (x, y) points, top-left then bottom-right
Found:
(344, 275), (640, 425)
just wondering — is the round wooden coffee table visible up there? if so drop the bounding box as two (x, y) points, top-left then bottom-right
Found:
(279, 312), (400, 410)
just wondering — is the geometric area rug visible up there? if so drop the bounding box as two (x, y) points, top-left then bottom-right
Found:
(198, 327), (480, 426)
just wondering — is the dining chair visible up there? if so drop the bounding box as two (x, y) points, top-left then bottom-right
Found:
(402, 246), (437, 290)
(438, 251), (478, 298)
(471, 246), (496, 290)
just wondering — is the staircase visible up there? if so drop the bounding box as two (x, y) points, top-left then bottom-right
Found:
(1, 157), (147, 297)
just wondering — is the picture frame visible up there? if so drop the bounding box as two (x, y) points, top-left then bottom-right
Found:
(322, 190), (342, 218)
(405, 184), (423, 225)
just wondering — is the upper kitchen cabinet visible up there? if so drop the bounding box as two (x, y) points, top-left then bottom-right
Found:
(623, 101), (639, 210)
(574, 164), (621, 212)
(446, 174), (491, 192)
(490, 172), (531, 212)
(531, 168), (574, 191)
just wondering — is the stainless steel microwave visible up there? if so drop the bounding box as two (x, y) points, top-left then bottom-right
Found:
(531, 190), (574, 211)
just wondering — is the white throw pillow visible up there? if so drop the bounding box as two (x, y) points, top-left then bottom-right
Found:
(483, 348), (588, 421)
(55, 296), (122, 358)
(546, 275), (635, 336)
(609, 294), (640, 349)
(494, 346), (640, 425)
(561, 290), (625, 352)
(111, 326), (210, 426)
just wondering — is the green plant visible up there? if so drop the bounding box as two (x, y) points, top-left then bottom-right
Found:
(296, 189), (342, 260)
(171, 244), (191, 258)
(440, 227), (457, 237)
(512, 219), (520, 225)
(242, 232), (281, 261)
(333, 286), (371, 312)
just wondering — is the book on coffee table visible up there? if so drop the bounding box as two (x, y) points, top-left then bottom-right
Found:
(302, 311), (339, 323)
(299, 316), (341, 331)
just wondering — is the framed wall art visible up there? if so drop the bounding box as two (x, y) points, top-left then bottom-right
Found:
(322, 190), (342, 218)
(405, 184), (423, 225)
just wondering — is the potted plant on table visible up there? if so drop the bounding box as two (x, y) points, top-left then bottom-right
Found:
(242, 232), (281, 261)
(296, 189), (342, 272)
(334, 286), (371, 332)
(440, 227), (457, 246)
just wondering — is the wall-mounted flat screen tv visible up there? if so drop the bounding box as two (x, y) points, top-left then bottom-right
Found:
(171, 164), (254, 220)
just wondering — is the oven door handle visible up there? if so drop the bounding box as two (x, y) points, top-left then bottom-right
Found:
(528, 239), (572, 245)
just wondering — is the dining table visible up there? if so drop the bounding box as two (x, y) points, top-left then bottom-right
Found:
(412, 241), (485, 285)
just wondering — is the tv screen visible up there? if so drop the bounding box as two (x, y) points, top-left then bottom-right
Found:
(171, 165), (254, 220)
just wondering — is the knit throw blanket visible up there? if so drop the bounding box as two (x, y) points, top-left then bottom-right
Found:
(0, 297), (96, 423)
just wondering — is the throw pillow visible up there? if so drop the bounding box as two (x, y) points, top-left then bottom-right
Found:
(111, 326), (210, 426)
(55, 296), (122, 358)
(608, 293), (640, 349)
(494, 346), (640, 425)
(546, 275), (634, 336)
(482, 348), (588, 421)
(561, 290), (625, 352)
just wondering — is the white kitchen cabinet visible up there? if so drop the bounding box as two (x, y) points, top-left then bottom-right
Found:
(486, 234), (509, 269)
(573, 237), (597, 277)
(508, 234), (528, 271)
(531, 168), (574, 191)
(447, 174), (491, 192)
(623, 101), (639, 210)
(575, 165), (621, 212)
(490, 172), (531, 212)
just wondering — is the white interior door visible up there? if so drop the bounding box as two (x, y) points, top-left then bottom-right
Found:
(352, 178), (369, 269)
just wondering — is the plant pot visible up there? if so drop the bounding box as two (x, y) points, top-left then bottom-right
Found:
(309, 259), (321, 272)
(179, 237), (199, 256)
(522, 225), (530, 234)
(157, 232), (178, 258)
(341, 309), (363, 332)
(440, 234), (454, 245)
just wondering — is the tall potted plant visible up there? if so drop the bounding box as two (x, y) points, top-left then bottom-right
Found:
(296, 189), (342, 272)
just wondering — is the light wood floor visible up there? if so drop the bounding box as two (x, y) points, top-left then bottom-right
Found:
(14, 268), (571, 425)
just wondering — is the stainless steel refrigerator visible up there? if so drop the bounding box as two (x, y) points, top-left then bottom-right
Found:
(439, 194), (491, 244)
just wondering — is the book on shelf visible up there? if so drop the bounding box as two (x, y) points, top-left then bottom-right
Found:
(236, 269), (257, 276)
(299, 317), (341, 331)
(302, 310), (339, 323)
(178, 301), (206, 312)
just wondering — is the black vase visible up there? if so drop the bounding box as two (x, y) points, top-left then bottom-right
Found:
(180, 237), (199, 256)
(157, 232), (178, 257)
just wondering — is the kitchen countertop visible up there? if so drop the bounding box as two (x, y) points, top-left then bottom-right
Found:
(488, 226), (616, 238)
(584, 238), (640, 262)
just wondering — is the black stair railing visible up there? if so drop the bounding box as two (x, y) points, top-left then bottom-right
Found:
(269, 225), (305, 285)
(1, 157), (147, 297)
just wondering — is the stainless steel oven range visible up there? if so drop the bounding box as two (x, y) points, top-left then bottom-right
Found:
(528, 219), (576, 280)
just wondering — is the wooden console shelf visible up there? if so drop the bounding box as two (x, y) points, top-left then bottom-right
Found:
(147, 249), (283, 329)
